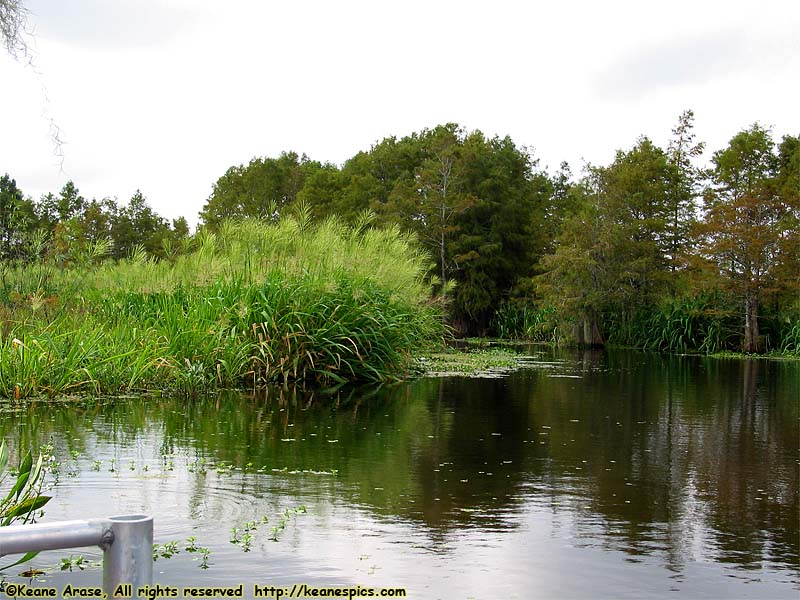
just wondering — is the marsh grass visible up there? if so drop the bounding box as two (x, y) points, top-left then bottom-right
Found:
(491, 303), (561, 342)
(778, 316), (800, 355)
(0, 215), (441, 398)
(605, 295), (741, 354)
(491, 294), (798, 355)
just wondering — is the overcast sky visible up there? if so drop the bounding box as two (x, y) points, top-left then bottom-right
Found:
(1, 0), (798, 228)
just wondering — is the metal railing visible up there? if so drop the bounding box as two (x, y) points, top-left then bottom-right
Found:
(0, 514), (153, 598)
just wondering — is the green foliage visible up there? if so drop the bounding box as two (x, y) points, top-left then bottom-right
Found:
(491, 303), (560, 342)
(200, 152), (324, 229)
(198, 125), (551, 336)
(536, 137), (680, 344)
(110, 190), (170, 259)
(0, 215), (441, 397)
(416, 348), (527, 377)
(0, 174), (38, 261)
(779, 317), (800, 355)
(446, 132), (547, 333)
(604, 294), (740, 354)
(0, 178), (187, 275)
(153, 540), (180, 560)
(700, 125), (799, 352)
(666, 109), (705, 267)
(0, 440), (51, 570)
(0, 441), (50, 526)
(0, 119), (796, 353)
(60, 555), (89, 571)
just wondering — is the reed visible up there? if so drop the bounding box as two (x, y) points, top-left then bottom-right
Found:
(779, 316), (800, 355)
(605, 294), (741, 353)
(0, 215), (441, 398)
(491, 302), (561, 342)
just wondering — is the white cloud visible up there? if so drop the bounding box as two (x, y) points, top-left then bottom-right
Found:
(2, 0), (798, 228)
(26, 0), (190, 48)
(596, 30), (754, 97)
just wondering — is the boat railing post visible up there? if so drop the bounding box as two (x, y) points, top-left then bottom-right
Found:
(0, 514), (153, 597)
(103, 514), (154, 598)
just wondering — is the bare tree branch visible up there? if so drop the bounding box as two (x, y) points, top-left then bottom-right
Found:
(0, 0), (30, 58)
(1, 0), (66, 169)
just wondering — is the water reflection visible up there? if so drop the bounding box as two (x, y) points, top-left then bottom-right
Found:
(1, 349), (797, 597)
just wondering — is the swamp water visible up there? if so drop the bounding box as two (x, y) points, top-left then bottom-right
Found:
(0, 349), (797, 599)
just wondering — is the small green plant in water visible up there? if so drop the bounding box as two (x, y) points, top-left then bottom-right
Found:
(243, 520), (258, 532)
(0, 441), (52, 570)
(153, 541), (180, 561)
(270, 527), (280, 542)
(60, 555), (87, 571)
(198, 547), (211, 569)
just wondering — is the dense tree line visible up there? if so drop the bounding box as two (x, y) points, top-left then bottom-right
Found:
(201, 125), (555, 334)
(0, 177), (189, 265)
(3, 113), (798, 351)
(198, 115), (800, 351)
(536, 116), (799, 353)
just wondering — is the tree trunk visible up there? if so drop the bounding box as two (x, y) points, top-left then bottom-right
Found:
(584, 316), (605, 347)
(574, 313), (604, 347)
(574, 320), (585, 346)
(743, 292), (760, 353)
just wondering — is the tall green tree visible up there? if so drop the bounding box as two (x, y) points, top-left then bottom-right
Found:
(332, 134), (427, 224)
(111, 190), (170, 259)
(416, 125), (475, 306)
(666, 110), (705, 273)
(37, 180), (86, 229)
(537, 162), (575, 255)
(377, 124), (476, 306)
(0, 173), (37, 260)
(446, 131), (548, 333)
(537, 137), (678, 344)
(772, 134), (800, 302)
(700, 125), (796, 353)
(200, 152), (323, 229)
(363, 126), (547, 332)
(80, 198), (116, 243)
(295, 163), (346, 219)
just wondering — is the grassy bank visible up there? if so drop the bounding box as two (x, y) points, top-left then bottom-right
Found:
(491, 298), (800, 357)
(0, 216), (442, 399)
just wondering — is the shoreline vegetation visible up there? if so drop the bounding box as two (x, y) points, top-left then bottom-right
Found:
(0, 117), (798, 399)
(0, 215), (442, 399)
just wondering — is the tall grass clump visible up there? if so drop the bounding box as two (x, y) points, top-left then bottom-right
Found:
(0, 214), (441, 399)
(778, 315), (800, 355)
(604, 294), (740, 353)
(491, 302), (561, 342)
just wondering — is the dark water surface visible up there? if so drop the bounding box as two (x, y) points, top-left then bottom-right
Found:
(1, 349), (798, 599)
